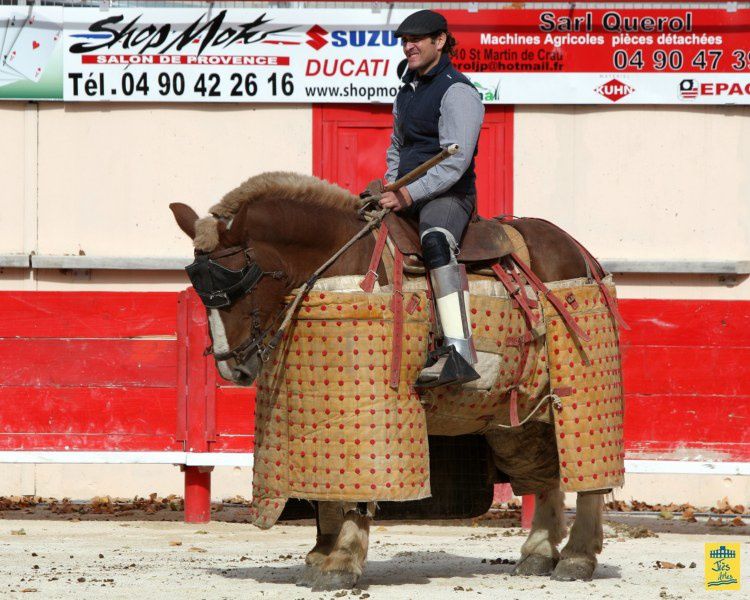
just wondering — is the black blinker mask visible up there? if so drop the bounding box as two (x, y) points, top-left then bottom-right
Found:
(186, 251), (264, 309)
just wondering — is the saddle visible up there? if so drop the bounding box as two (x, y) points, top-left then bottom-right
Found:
(383, 212), (522, 268)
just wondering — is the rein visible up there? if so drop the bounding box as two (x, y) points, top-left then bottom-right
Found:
(204, 208), (390, 366)
(249, 207), (390, 362)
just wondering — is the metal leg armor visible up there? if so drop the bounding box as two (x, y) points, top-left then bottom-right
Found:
(415, 228), (480, 389)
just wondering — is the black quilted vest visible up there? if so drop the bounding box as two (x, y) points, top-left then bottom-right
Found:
(395, 54), (479, 196)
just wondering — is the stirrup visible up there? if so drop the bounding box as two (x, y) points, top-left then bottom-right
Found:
(414, 345), (480, 389)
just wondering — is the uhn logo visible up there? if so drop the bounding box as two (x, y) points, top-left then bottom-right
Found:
(595, 79), (634, 102)
(306, 26), (398, 50)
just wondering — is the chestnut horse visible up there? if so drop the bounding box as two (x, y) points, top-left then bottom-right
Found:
(170, 172), (607, 590)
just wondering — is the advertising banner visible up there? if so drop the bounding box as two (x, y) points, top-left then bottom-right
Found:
(451, 8), (750, 104)
(0, 5), (64, 100)
(62, 7), (404, 103)
(2, 5), (750, 104)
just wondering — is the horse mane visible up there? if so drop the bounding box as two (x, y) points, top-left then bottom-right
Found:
(210, 171), (358, 218)
(193, 172), (358, 252)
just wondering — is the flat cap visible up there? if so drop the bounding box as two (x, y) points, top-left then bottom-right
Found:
(394, 10), (448, 38)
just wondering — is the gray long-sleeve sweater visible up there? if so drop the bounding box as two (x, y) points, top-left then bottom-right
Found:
(385, 81), (484, 202)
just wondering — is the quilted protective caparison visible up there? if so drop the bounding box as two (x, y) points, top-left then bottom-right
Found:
(248, 275), (625, 528)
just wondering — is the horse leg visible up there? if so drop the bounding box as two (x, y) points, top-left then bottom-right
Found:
(311, 502), (372, 591)
(513, 487), (567, 576)
(552, 492), (603, 581)
(297, 501), (345, 587)
(483, 423), (564, 576)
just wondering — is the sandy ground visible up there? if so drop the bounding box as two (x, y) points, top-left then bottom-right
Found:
(0, 509), (747, 599)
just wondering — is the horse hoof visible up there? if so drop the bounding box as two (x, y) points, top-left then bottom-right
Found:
(512, 554), (558, 577)
(296, 564), (320, 587)
(551, 557), (596, 581)
(311, 570), (359, 591)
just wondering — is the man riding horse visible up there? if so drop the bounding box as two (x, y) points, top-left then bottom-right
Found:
(377, 10), (485, 389)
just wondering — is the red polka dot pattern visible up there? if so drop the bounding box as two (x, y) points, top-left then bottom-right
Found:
(421, 292), (550, 436)
(541, 279), (626, 492)
(249, 290), (432, 528)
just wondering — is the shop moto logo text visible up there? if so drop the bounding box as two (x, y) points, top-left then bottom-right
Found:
(69, 10), (294, 56)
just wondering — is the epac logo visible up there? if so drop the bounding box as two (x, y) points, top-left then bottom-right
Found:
(680, 79), (698, 99)
(594, 78), (634, 102)
(680, 78), (750, 99)
(306, 25), (398, 51)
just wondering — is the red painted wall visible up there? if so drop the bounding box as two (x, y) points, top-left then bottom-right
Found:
(1, 293), (747, 461)
(313, 104), (513, 217)
(619, 299), (750, 462)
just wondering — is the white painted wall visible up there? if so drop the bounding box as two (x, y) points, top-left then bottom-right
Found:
(0, 103), (31, 256)
(0, 102), (312, 291)
(514, 105), (750, 300)
(37, 103), (312, 258)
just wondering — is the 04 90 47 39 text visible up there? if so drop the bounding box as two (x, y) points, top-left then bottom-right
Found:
(66, 71), (295, 99)
(612, 48), (750, 71)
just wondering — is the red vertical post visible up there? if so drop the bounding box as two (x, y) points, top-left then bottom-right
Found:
(493, 483), (513, 505)
(521, 494), (535, 529)
(184, 466), (212, 523)
(180, 289), (214, 524)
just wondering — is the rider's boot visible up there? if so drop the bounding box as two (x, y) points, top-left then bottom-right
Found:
(415, 229), (480, 389)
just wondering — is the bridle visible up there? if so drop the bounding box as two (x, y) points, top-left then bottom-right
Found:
(186, 245), (287, 364)
(185, 207), (391, 369)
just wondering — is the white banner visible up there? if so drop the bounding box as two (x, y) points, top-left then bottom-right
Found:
(63, 8), (409, 103)
(0, 5), (745, 104)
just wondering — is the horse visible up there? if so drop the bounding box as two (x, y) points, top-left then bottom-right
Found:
(170, 171), (610, 590)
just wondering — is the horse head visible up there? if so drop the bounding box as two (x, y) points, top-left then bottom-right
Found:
(170, 202), (291, 386)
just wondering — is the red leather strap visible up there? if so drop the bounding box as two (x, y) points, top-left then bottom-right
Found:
(506, 331), (535, 347)
(578, 246), (630, 331)
(405, 293), (421, 315)
(510, 252), (591, 343)
(507, 326), (532, 427)
(389, 247), (404, 390)
(521, 217), (629, 331)
(490, 263), (538, 327)
(359, 223), (389, 293)
(510, 267), (538, 309)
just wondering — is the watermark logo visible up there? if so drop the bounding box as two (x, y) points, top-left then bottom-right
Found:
(705, 543), (740, 590)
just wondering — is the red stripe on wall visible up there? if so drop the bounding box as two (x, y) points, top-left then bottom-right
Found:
(0, 340), (177, 387)
(0, 432), (183, 452)
(619, 299), (750, 461)
(0, 292), (177, 338)
(0, 387), (178, 436)
(0, 293), (747, 462)
(622, 346), (750, 396)
(0, 434), (182, 452)
(619, 299), (750, 347)
(215, 386), (256, 436)
(625, 393), (750, 444)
